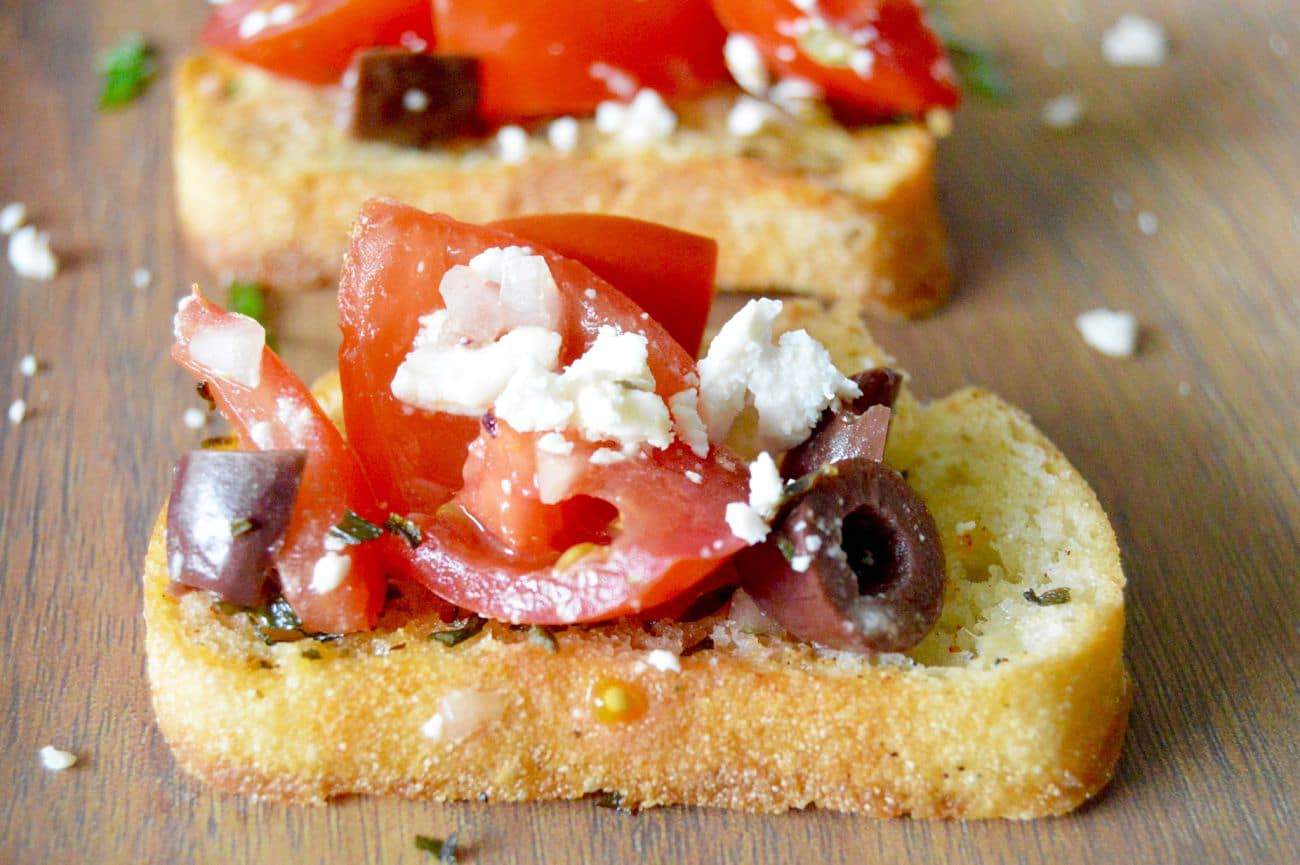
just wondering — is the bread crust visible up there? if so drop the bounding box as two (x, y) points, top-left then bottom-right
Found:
(174, 54), (950, 317)
(145, 379), (1129, 817)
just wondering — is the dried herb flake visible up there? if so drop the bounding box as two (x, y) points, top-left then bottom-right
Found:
(330, 509), (385, 546)
(1023, 587), (1071, 606)
(385, 512), (422, 547)
(430, 617), (485, 647)
(414, 832), (458, 863)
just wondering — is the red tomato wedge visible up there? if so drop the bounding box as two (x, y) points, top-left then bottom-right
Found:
(201, 0), (435, 84)
(711, 0), (959, 119)
(338, 200), (748, 624)
(433, 0), (729, 122)
(490, 214), (717, 358)
(172, 290), (386, 633)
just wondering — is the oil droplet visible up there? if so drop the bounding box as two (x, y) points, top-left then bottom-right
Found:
(590, 678), (647, 724)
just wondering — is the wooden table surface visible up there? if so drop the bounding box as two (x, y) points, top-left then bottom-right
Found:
(2, 1), (1296, 862)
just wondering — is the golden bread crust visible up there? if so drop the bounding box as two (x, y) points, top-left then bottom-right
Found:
(174, 54), (950, 317)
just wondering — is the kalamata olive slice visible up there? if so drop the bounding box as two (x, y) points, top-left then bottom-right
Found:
(166, 450), (307, 606)
(743, 458), (944, 653)
(783, 368), (902, 479)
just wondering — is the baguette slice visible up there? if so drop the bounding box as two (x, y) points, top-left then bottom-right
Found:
(174, 53), (950, 317)
(145, 302), (1128, 817)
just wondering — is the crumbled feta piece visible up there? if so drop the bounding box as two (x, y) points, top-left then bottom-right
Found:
(547, 116), (580, 152)
(38, 746), (77, 771)
(421, 688), (508, 743)
(790, 554), (812, 572)
(588, 61), (637, 98)
(536, 432), (574, 456)
(8, 398), (27, 425)
(727, 96), (778, 137)
(402, 88), (430, 113)
(496, 124), (529, 164)
(267, 2), (296, 26)
(768, 76), (821, 115)
(594, 89), (676, 146)
(0, 201), (26, 234)
(238, 8), (269, 38)
(849, 48), (874, 77)
(684, 470), (703, 484)
(496, 326), (673, 453)
(955, 520), (978, 534)
(645, 648), (682, 673)
(393, 312), (562, 416)
(8, 225), (58, 280)
(310, 552), (351, 594)
(589, 447), (627, 465)
(132, 267), (152, 289)
(724, 33), (770, 94)
(182, 407), (206, 430)
(1102, 15), (1168, 67)
(1137, 211), (1159, 236)
(185, 311), (265, 388)
(1041, 93), (1084, 130)
(726, 501), (769, 544)
(698, 299), (860, 452)
(1076, 308), (1139, 357)
(669, 388), (709, 457)
(18, 354), (37, 377)
(248, 420), (275, 449)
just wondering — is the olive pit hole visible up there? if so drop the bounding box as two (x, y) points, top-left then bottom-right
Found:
(841, 507), (901, 597)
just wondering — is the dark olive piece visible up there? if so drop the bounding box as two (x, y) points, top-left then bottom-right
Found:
(166, 450), (307, 606)
(744, 458), (944, 653)
(782, 367), (902, 480)
(347, 49), (479, 148)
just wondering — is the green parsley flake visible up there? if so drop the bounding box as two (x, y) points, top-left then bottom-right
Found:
(329, 510), (385, 546)
(415, 832), (459, 863)
(99, 35), (157, 110)
(430, 617), (485, 647)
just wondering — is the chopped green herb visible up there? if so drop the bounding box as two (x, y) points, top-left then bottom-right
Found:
(300, 647), (322, 660)
(229, 517), (255, 537)
(776, 536), (796, 563)
(526, 625), (558, 653)
(430, 617), (485, 647)
(385, 512), (423, 547)
(415, 832), (458, 863)
(227, 280), (268, 323)
(196, 381), (215, 409)
(99, 35), (157, 110)
(251, 596), (307, 644)
(1023, 587), (1071, 606)
(943, 38), (1012, 102)
(329, 509), (385, 546)
(200, 434), (239, 450)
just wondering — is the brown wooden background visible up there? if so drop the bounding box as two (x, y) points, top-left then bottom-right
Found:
(1, 1), (1296, 862)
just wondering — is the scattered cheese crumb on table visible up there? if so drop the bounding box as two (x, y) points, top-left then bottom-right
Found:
(8, 225), (58, 280)
(1042, 93), (1084, 130)
(1102, 15), (1168, 66)
(0, 201), (26, 234)
(132, 267), (152, 289)
(8, 398), (27, 425)
(1138, 211), (1159, 235)
(18, 354), (38, 377)
(1076, 308), (1139, 357)
(39, 746), (77, 771)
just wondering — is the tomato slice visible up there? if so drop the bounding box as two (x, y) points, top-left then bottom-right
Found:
(490, 214), (717, 358)
(172, 290), (386, 633)
(711, 0), (959, 119)
(433, 0), (729, 122)
(201, 0), (435, 84)
(339, 200), (748, 623)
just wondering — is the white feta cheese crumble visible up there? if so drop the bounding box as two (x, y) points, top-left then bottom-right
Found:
(8, 225), (58, 280)
(589, 447), (627, 465)
(182, 407), (206, 430)
(849, 48), (874, 78)
(669, 388), (709, 457)
(536, 431), (574, 456)
(1076, 308), (1139, 357)
(1102, 15), (1168, 67)
(698, 299), (860, 452)
(185, 310), (265, 388)
(725, 452), (784, 544)
(0, 201), (26, 234)
(132, 267), (152, 289)
(496, 326), (673, 453)
(724, 33), (770, 94)
(547, 116), (580, 152)
(1041, 93), (1084, 130)
(1138, 211), (1159, 236)
(238, 9), (269, 38)
(39, 746), (77, 771)
(727, 95), (778, 137)
(18, 354), (37, 377)
(267, 2), (296, 26)
(402, 88), (430, 113)
(790, 554), (812, 572)
(768, 76), (821, 114)
(589, 61), (638, 99)
(310, 552), (351, 594)
(8, 398), (27, 425)
(645, 648), (682, 673)
(248, 420), (275, 449)
(497, 124), (529, 164)
(594, 89), (677, 146)
(392, 312), (562, 416)
(421, 689), (508, 743)
(684, 470), (703, 484)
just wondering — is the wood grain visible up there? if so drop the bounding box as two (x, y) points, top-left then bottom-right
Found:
(1, 1), (1295, 863)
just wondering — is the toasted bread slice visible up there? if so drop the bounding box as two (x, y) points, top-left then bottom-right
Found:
(144, 302), (1128, 817)
(174, 54), (950, 317)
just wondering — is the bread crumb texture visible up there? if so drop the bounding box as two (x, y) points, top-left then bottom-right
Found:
(147, 298), (1126, 821)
